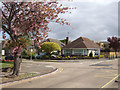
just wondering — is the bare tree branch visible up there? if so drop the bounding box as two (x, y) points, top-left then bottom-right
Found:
(2, 11), (8, 21)
(2, 25), (14, 41)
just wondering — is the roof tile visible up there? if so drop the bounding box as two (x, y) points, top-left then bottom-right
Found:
(62, 37), (100, 49)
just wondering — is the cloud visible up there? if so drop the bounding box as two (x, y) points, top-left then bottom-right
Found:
(48, 1), (118, 42)
(72, 0), (119, 3)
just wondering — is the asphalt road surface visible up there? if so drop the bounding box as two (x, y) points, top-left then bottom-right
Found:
(2, 59), (119, 89)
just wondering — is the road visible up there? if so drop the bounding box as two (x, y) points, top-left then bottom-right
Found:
(2, 59), (118, 89)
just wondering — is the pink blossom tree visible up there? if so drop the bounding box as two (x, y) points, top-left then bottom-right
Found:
(1, 2), (71, 76)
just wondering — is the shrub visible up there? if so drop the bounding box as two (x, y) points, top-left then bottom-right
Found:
(29, 53), (35, 59)
(40, 55), (50, 59)
(84, 56), (89, 57)
(40, 42), (61, 54)
(99, 55), (104, 58)
(5, 55), (14, 60)
(89, 52), (93, 57)
(21, 50), (36, 59)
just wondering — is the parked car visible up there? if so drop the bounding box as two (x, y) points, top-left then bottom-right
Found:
(51, 54), (57, 58)
(5, 55), (14, 60)
(36, 53), (46, 59)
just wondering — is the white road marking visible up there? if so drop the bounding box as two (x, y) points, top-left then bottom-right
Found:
(45, 66), (54, 68)
(90, 61), (104, 65)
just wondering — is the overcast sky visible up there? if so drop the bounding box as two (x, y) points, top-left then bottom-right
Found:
(48, 0), (118, 42)
(0, 0), (119, 42)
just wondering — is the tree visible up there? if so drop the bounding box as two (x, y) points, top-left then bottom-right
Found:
(6, 36), (31, 49)
(60, 39), (66, 43)
(60, 38), (71, 44)
(40, 42), (61, 54)
(107, 36), (120, 57)
(1, 2), (71, 76)
(21, 49), (36, 59)
(103, 43), (110, 52)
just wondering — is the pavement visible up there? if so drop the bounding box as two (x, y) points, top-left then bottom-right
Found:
(1, 58), (119, 89)
(20, 59), (57, 75)
(1, 59), (57, 83)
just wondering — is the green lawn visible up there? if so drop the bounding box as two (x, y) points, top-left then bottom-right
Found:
(0, 62), (14, 69)
(2, 56), (6, 60)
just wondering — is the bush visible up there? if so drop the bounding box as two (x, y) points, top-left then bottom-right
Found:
(89, 52), (93, 57)
(21, 50), (28, 58)
(99, 55), (104, 58)
(29, 54), (35, 59)
(40, 42), (61, 54)
(21, 50), (35, 59)
(40, 55), (50, 59)
(84, 56), (89, 57)
(5, 55), (14, 60)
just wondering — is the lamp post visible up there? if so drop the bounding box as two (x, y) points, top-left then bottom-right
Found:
(30, 48), (33, 60)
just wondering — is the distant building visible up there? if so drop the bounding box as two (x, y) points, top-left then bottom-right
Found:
(62, 37), (100, 56)
(1, 40), (10, 55)
(96, 41), (109, 50)
(97, 41), (120, 58)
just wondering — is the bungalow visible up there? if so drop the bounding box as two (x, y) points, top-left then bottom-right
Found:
(62, 37), (100, 56)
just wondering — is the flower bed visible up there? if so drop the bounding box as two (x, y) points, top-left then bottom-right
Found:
(52, 56), (99, 60)
(0, 60), (14, 63)
(35, 55), (99, 60)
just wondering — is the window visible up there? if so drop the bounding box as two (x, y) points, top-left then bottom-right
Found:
(74, 49), (83, 55)
(84, 50), (87, 55)
(64, 49), (72, 55)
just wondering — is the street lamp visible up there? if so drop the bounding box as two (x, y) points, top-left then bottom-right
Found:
(30, 48), (33, 60)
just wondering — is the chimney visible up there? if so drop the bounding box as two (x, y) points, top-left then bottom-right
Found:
(66, 37), (69, 45)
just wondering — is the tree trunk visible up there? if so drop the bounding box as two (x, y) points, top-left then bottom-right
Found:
(12, 55), (21, 76)
(115, 50), (117, 58)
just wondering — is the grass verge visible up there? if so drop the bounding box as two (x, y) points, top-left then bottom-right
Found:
(2, 73), (38, 84)
(0, 62), (14, 69)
